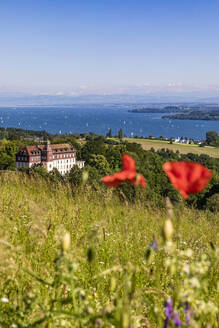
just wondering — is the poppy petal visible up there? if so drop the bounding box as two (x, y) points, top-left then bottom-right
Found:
(131, 174), (147, 187)
(122, 154), (136, 172)
(163, 161), (212, 199)
(102, 170), (129, 187)
(139, 175), (147, 187)
(101, 177), (123, 187)
(102, 154), (147, 188)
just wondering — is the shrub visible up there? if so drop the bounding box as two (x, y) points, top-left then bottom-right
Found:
(206, 193), (219, 212)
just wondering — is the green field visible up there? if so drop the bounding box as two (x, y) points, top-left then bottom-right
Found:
(124, 138), (219, 158)
(0, 172), (218, 327)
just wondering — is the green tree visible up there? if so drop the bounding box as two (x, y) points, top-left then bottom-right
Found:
(206, 131), (219, 146)
(107, 128), (112, 138)
(87, 154), (110, 176)
(49, 168), (63, 183)
(206, 193), (219, 212)
(30, 165), (49, 178)
(118, 128), (123, 139)
(80, 138), (106, 162)
(0, 139), (19, 170)
(68, 165), (83, 186)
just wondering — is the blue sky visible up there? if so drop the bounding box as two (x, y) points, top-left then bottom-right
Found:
(1, 0), (219, 94)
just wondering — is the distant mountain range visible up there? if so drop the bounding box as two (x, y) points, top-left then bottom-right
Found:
(1, 92), (219, 106)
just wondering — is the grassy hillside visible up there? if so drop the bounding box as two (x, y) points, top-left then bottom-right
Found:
(124, 138), (219, 158)
(0, 172), (218, 327)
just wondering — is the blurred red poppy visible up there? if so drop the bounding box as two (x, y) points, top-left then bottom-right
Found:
(102, 153), (146, 187)
(163, 161), (212, 199)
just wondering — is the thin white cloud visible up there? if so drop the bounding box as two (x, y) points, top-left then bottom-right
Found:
(55, 91), (65, 96)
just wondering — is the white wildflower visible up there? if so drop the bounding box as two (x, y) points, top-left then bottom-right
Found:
(190, 277), (200, 288)
(1, 297), (9, 303)
(183, 264), (190, 274)
(185, 249), (193, 257)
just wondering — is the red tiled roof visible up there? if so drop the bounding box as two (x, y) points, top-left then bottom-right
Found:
(17, 143), (74, 156)
(51, 143), (72, 150)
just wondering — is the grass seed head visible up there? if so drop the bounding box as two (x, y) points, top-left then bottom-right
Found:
(62, 232), (71, 251)
(163, 219), (174, 242)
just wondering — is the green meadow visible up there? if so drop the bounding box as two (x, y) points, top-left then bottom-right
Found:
(0, 172), (218, 327)
(124, 138), (219, 158)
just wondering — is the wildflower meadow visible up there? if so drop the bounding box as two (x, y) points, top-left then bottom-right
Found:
(0, 154), (218, 327)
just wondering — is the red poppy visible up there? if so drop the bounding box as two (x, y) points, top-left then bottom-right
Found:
(163, 161), (212, 199)
(102, 153), (146, 187)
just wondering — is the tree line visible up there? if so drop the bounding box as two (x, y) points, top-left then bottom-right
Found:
(0, 127), (219, 211)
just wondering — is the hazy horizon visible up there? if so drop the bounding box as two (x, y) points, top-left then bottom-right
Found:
(1, 0), (219, 96)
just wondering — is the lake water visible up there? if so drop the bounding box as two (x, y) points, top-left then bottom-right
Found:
(0, 105), (219, 139)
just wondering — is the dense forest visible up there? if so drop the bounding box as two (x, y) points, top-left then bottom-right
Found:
(129, 105), (219, 114)
(162, 110), (219, 120)
(128, 106), (185, 113)
(1, 126), (219, 212)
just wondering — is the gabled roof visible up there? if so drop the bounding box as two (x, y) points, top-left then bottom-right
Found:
(24, 146), (41, 156)
(17, 143), (75, 156)
(51, 143), (74, 151)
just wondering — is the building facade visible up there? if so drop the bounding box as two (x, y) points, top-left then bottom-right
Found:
(16, 141), (84, 175)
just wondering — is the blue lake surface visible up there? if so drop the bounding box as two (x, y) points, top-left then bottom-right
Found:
(0, 105), (219, 139)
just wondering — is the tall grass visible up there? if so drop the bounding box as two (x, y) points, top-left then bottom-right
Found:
(0, 172), (218, 327)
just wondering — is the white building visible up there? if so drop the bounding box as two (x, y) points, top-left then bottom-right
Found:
(16, 141), (84, 175)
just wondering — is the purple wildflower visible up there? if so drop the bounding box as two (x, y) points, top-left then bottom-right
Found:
(96, 319), (101, 326)
(173, 311), (182, 326)
(163, 299), (173, 328)
(183, 301), (191, 324)
(163, 298), (183, 327)
(149, 240), (158, 251)
(165, 299), (173, 319)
